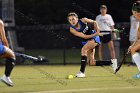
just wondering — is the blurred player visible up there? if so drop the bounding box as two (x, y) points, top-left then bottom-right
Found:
(0, 19), (15, 86)
(129, 15), (139, 65)
(96, 5), (117, 72)
(128, 1), (140, 79)
(67, 12), (100, 77)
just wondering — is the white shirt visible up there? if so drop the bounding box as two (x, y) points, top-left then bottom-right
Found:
(96, 14), (115, 31)
(129, 15), (139, 41)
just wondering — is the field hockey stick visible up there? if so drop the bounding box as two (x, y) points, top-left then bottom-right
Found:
(99, 29), (122, 36)
(15, 52), (48, 62)
(114, 51), (129, 74)
(115, 40), (139, 74)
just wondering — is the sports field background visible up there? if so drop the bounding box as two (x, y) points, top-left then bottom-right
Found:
(0, 65), (140, 93)
(0, 49), (136, 93)
(0, 0), (139, 93)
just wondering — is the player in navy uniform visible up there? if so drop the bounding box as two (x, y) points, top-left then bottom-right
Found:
(67, 12), (100, 77)
(0, 19), (15, 86)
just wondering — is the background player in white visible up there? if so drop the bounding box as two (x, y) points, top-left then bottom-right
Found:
(128, 1), (140, 79)
(96, 5), (117, 72)
(129, 15), (139, 65)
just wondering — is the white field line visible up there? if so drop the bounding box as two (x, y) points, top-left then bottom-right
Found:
(27, 86), (139, 93)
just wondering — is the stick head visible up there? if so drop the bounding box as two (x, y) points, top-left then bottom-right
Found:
(114, 53), (128, 74)
(33, 56), (49, 64)
(114, 67), (120, 74)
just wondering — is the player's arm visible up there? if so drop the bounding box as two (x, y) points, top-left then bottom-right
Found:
(70, 27), (96, 39)
(108, 15), (117, 39)
(128, 39), (137, 53)
(133, 23), (140, 44)
(131, 23), (139, 47)
(111, 25), (117, 39)
(81, 18), (100, 36)
(93, 21), (100, 36)
(81, 17), (94, 23)
(128, 23), (140, 53)
(0, 20), (9, 47)
(111, 25), (114, 31)
(109, 15), (115, 31)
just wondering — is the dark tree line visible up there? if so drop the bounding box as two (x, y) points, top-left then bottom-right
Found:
(15, 0), (136, 25)
(14, 0), (136, 49)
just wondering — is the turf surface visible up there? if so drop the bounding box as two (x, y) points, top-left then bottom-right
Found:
(0, 65), (140, 93)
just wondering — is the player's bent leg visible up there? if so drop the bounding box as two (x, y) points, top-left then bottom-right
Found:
(87, 49), (92, 64)
(87, 49), (96, 66)
(0, 46), (15, 86)
(76, 40), (97, 78)
(98, 43), (103, 60)
(77, 48), (88, 78)
(130, 42), (140, 79)
(89, 49), (96, 66)
(108, 40), (117, 72)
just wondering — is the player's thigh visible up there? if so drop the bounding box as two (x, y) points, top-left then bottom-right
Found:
(82, 40), (97, 50)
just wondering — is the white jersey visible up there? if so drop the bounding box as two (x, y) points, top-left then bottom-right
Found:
(96, 14), (115, 35)
(129, 15), (139, 42)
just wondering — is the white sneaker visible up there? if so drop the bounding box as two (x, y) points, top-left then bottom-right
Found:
(0, 75), (14, 86)
(76, 71), (85, 78)
(111, 59), (118, 72)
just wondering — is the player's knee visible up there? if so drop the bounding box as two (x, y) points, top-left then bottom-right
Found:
(81, 48), (88, 56)
(5, 58), (16, 67)
(4, 47), (16, 59)
(9, 52), (16, 60)
(12, 54), (16, 59)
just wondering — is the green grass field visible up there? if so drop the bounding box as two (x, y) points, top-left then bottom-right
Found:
(0, 65), (140, 93)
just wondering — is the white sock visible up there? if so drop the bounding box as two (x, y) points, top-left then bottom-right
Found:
(111, 59), (118, 71)
(132, 53), (140, 71)
(131, 56), (135, 63)
(111, 59), (117, 65)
